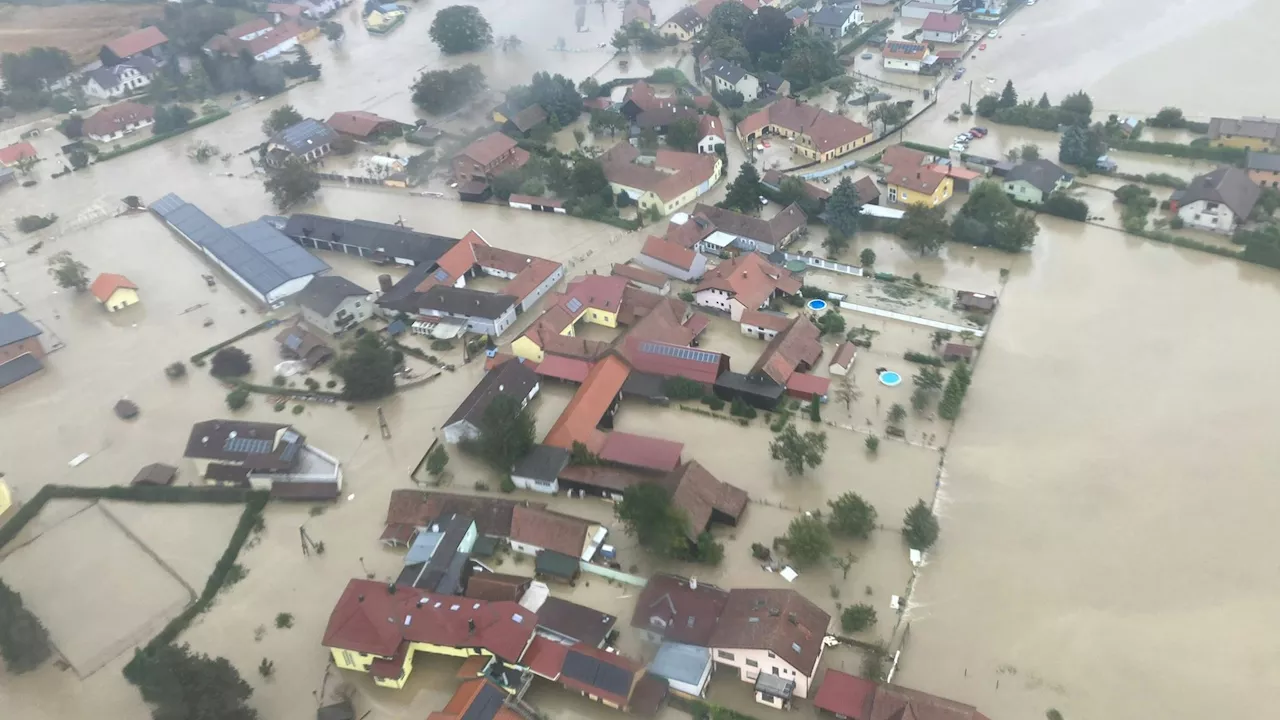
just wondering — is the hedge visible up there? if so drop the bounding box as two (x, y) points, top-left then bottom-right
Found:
(236, 381), (341, 400)
(96, 110), (231, 162)
(668, 695), (762, 720)
(189, 319), (280, 364)
(904, 351), (944, 366)
(901, 140), (953, 157)
(837, 19), (894, 56)
(1107, 138), (1246, 165)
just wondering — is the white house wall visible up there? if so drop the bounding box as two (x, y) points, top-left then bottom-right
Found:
(636, 253), (707, 282)
(266, 274), (318, 306)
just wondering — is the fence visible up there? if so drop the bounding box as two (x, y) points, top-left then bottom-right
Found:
(837, 300), (986, 336)
(780, 251), (864, 277)
(580, 562), (647, 586)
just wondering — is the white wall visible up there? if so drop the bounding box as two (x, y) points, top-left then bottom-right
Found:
(512, 475), (559, 494)
(883, 58), (922, 73)
(266, 274), (317, 306)
(712, 648), (814, 698)
(637, 253), (707, 281)
(1177, 200), (1236, 233)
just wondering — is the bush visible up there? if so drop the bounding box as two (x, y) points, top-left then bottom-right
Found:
(664, 377), (704, 400)
(431, 339), (455, 351)
(865, 435), (879, 454)
(903, 351), (943, 366)
(271, 375), (286, 387)
(304, 377), (320, 390)
(225, 387), (250, 410)
(1040, 192), (1089, 221)
(750, 542), (771, 560)
(165, 361), (187, 379)
(500, 476), (516, 493)
(729, 396), (757, 419)
(702, 395), (725, 411)
(841, 603), (878, 633)
(16, 215), (56, 233)
(1169, 215), (1185, 229)
(210, 347), (252, 378)
(1108, 137), (1245, 164)
(291, 405), (304, 415)
(274, 613), (293, 629)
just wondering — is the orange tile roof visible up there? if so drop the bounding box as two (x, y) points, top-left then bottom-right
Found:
(696, 253), (801, 313)
(104, 26), (168, 58)
(737, 98), (871, 155)
(89, 273), (137, 303)
(0, 141), (37, 166)
(751, 315), (823, 385)
(509, 506), (589, 557)
(602, 144), (719, 203)
(886, 167), (949, 194)
(880, 144), (932, 173)
(642, 235), (697, 270)
(544, 355), (631, 451)
(458, 132), (519, 166)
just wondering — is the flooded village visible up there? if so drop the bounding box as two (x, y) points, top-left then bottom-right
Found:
(2, 1), (1280, 720)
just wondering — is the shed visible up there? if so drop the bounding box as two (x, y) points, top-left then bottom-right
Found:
(942, 343), (974, 363)
(649, 642), (712, 697)
(828, 342), (857, 376)
(132, 463), (177, 486)
(754, 672), (795, 709)
(511, 444), (570, 494)
(316, 700), (355, 720)
(534, 549), (580, 583)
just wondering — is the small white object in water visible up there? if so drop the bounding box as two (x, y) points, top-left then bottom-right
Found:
(780, 566), (798, 582)
(890, 595), (902, 610)
(347, 493), (355, 501)
(68, 452), (91, 467)
(909, 549), (923, 566)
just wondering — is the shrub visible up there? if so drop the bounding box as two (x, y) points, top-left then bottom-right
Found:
(841, 603), (878, 633)
(210, 347), (252, 378)
(16, 215), (56, 233)
(864, 435), (879, 455)
(291, 405), (304, 415)
(1040, 192), (1089, 221)
(271, 375), (286, 387)
(702, 395), (725, 411)
(274, 613), (293, 629)
(750, 542), (771, 560)
(729, 396), (757, 419)
(664, 377), (705, 400)
(500, 476), (516, 493)
(474, 481), (490, 492)
(304, 377), (320, 390)
(165, 361), (187, 379)
(325, 380), (337, 388)
(225, 387), (250, 410)
(903, 351), (943, 366)
(431, 339), (455, 351)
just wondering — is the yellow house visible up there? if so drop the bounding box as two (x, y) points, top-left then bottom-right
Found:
(605, 149), (722, 218)
(0, 480), (12, 518)
(323, 579), (537, 689)
(511, 274), (629, 362)
(885, 167), (954, 208)
(736, 98), (873, 163)
(658, 7), (702, 41)
(1209, 117), (1280, 151)
(89, 273), (139, 312)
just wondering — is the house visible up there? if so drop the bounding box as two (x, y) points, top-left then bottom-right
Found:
(630, 574), (729, 646)
(748, 314), (825, 392)
(533, 595), (617, 648)
(295, 275), (371, 334)
(283, 214), (458, 266)
(511, 274), (629, 362)
(100, 26), (169, 66)
(416, 286), (518, 336)
(809, 3), (862, 39)
(0, 142), (36, 169)
(812, 669), (993, 720)
(1208, 116), (1280, 151)
(504, 104), (548, 137)
(326, 110), (402, 139)
(396, 513), (478, 593)
(926, 162), (983, 192)
(901, 0), (960, 19)
(615, 335), (727, 390)
(89, 272), (139, 311)
(760, 71), (789, 98)
(559, 645), (648, 711)
(694, 252), (801, 320)
(204, 19), (311, 61)
(183, 419), (342, 500)
(828, 342), (856, 376)
(697, 114), (727, 154)
(659, 7), (704, 41)
(736, 98), (873, 163)
(762, 169), (831, 208)
(601, 143), (722, 217)
(83, 101), (154, 143)
(955, 290), (997, 313)
(265, 119), (339, 165)
(1246, 150), (1280, 188)
(510, 444), (570, 494)
(694, 202), (808, 255)
(443, 358), (540, 444)
(623, 0), (655, 27)
(83, 57), (156, 100)
(322, 578), (537, 689)
(0, 312), (45, 390)
(452, 132), (530, 188)
(785, 7), (809, 27)
(853, 176), (880, 205)
(428, 679), (523, 720)
(150, 194), (329, 307)
(508, 505), (601, 560)
(1170, 166), (1261, 233)
(920, 11), (967, 43)
(882, 41), (929, 73)
(638, 235), (709, 281)
(267, 2), (306, 21)
(612, 263), (670, 295)
(942, 343), (974, 363)
(704, 59), (760, 103)
(739, 309), (792, 340)
(709, 588), (830, 700)
(1001, 159), (1072, 204)
(543, 353), (631, 452)
(885, 165), (953, 207)
(381, 490), (538, 546)
(634, 105), (701, 134)
(649, 641), (713, 697)
(664, 460), (748, 541)
(465, 571), (533, 603)
(274, 319), (334, 366)
(879, 144), (933, 175)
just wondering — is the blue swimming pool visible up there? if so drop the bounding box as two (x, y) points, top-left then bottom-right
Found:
(879, 371), (902, 387)
(807, 299), (828, 311)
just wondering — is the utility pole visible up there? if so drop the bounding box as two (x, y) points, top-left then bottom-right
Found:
(968, 80), (973, 108)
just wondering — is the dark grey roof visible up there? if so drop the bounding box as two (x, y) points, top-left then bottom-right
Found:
(1175, 166), (1262, 219)
(754, 672), (795, 698)
(635, 106), (699, 130)
(534, 549), (580, 579)
(446, 359), (539, 429)
(785, 7), (807, 19)
(562, 648), (635, 698)
(0, 353), (43, 389)
(1004, 159), (1069, 195)
(376, 262), (435, 313)
(649, 642), (711, 686)
(316, 700), (355, 720)
(460, 681), (506, 720)
(511, 444), (569, 483)
(0, 167), (14, 185)
(406, 513), (475, 593)
(150, 194), (328, 299)
(0, 312), (42, 346)
(271, 119), (339, 155)
(420, 286), (516, 320)
(810, 3), (855, 26)
(296, 275), (370, 316)
(706, 59), (750, 86)
(283, 214), (458, 265)
(86, 56), (156, 91)
(1209, 116), (1280, 142)
(1246, 150), (1280, 172)
(760, 71), (786, 93)
(537, 596), (616, 647)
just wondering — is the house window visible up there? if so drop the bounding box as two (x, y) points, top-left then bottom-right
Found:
(888, 187), (897, 202)
(342, 650), (355, 667)
(746, 659), (759, 668)
(717, 650), (735, 661)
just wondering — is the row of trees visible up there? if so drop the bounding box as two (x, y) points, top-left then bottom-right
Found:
(777, 494), (939, 571)
(895, 182), (1041, 255)
(975, 84), (1094, 131)
(699, 4), (841, 91)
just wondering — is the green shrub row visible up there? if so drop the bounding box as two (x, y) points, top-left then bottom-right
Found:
(903, 351), (944, 366)
(96, 110), (231, 162)
(1110, 171), (1188, 189)
(1107, 138), (1245, 165)
(189, 319), (279, 364)
(837, 19), (894, 56)
(669, 695), (762, 720)
(236, 381), (341, 400)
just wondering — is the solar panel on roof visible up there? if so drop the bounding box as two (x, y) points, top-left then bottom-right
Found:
(433, 268), (449, 281)
(566, 297), (583, 313)
(638, 341), (718, 365)
(285, 333), (303, 351)
(225, 436), (272, 454)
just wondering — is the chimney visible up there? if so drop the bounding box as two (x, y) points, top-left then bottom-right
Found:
(358, 594), (365, 603)
(468, 618), (476, 635)
(387, 582), (397, 595)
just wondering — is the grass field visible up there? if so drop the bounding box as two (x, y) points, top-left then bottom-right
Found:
(0, 4), (161, 65)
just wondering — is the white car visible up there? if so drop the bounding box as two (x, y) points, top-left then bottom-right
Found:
(988, 29), (999, 38)
(950, 143), (967, 152)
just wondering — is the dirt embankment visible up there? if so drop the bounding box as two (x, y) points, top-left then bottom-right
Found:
(0, 4), (162, 65)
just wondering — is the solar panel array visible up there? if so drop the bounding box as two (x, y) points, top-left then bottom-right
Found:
(225, 436), (272, 454)
(433, 268), (449, 281)
(566, 297), (583, 313)
(639, 341), (719, 365)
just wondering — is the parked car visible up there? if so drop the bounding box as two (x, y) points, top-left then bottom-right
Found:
(861, 53), (873, 60)
(950, 143), (967, 152)
(988, 29), (999, 38)
(953, 67), (966, 80)
(970, 127), (989, 137)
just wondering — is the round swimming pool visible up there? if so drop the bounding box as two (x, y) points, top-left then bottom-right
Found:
(879, 371), (902, 387)
(807, 299), (828, 311)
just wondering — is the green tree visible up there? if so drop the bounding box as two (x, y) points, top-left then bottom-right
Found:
(769, 425), (827, 476)
(827, 491), (877, 539)
(210, 347), (251, 378)
(333, 333), (397, 401)
(1059, 90), (1093, 119)
(887, 403), (907, 427)
(897, 203), (950, 255)
(998, 80), (1017, 109)
(783, 514), (832, 568)
(58, 113), (83, 138)
(477, 394), (536, 472)
(914, 367), (944, 392)
(589, 109), (629, 136)
(615, 482), (691, 559)
(724, 163), (764, 213)
(743, 6), (793, 65)
(153, 105), (196, 134)
(868, 101), (911, 128)
(426, 445), (449, 477)
(938, 363), (972, 420)
(825, 176), (861, 245)
(507, 71), (582, 125)
(694, 531), (724, 565)
(1019, 144), (1041, 161)
(665, 117), (700, 152)
(902, 499), (940, 550)
(816, 308), (845, 336)
(261, 104), (302, 136)
(975, 95), (999, 118)
(322, 21), (345, 43)
(864, 435), (880, 455)
(956, 181), (1040, 253)
(46, 250), (89, 291)
(225, 386), (250, 410)
(808, 395), (821, 422)
(859, 248), (876, 267)
(1036, 93), (1051, 109)
(1, 46), (72, 93)
(123, 642), (258, 720)
(841, 603), (877, 633)
(411, 64), (486, 114)
(0, 580), (52, 674)
(287, 45), (321, 80)
(1148, 107), (1185, 128)
(579, 77), (601, 97)
(430, 5), (493, 54)
(780, 29), (840, 91)
(569, 155), (610, 200)
(1058, 123), (1106, 168)
(263, 159), (320, 211)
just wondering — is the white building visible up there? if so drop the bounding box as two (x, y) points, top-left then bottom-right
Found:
(83, 59), (156, 100)
(1171, 167), (1261, 234)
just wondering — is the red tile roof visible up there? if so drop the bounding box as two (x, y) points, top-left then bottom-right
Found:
(562, 274), (629, 315)
(535, 354), (592, 383)
(738, 98), (871, 155)
(692, 0), (731, 18)
(884, 41), (929, 61)
(886, 166), (949, 194)
(612, 263), (668, 289)
(710, 588), (830, 675)
(617, 336), (725, 384)
(697, 113), (726, 142)
(0, 142), (37, 166)
(812, 669), (877, 719)
(786, 371), (830, 398)
(630, 574), (730, 646)
(830, 341), (857, 369)
(880, 145), (931, 173)
(557, 465), (653, 494)
(868, 684), (992, 720)
(89, 273), (137, 303)
(599, 432), (684, 472)
(942, 342), (974, 358)
(510, 506), (590, 557)
(642, 235), (697, 270)
(381, 490), (543, 542)
(82, 101), (154, 138)
(922, 11), (966, 33)
(665, 461), (748, 539)
(539, 333), (611, 361)
(267, 2), (305, 17)
(104, 26), (168, 58)
(431, 678), (524, 720)
(696, 253), (801, 313)
(522, 634), (570, 679)
(751, 315), (823, 385)
(544, 355), (631, 451)
(458, 132), (520, 166)
(740, 309), (792, 333)
(322, 578), (536, 661)
(602, 144), (720, 203)
(327, 110), (399, 137)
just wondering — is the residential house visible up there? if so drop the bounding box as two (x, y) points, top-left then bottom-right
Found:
(274, 319), (333, 366)
(83, 57), (156, 100)
(451, 132), (530, 189)
(884, 165), (953, 207)
(295, 275), (372, 334)
(511, 274), (629, 362)
(395, 513), (478, 593)
(322, 578), (537, 689)
(883, 41), (929, 72)
(427, 679), (523, 720)
(503, 105), (549, 138)
(828, 342), (856, 376)
(464, 571), (533, 603)
(785, 7), (810, 28)
(736, 98), (873, 163)
(704, 59), (761, 103)
(532, 595), (617, 648)
(326, 110), (402, 139)
(740, 0), (784, 11)
(100, 26), (169, 66)
(541, 353), (639, 454)
(692, 0), (731, 19)
(634, 105), (701, 134)
(0, 142), (36, 169)
(663, 461), (748, 541)
(748, 314), (826, 398)
(557, 644), (652, 712)
(612, 263), (671, 295)
(659, 7), (705, 41)
(708, 588), (831, 700)
(1170, 166), (1261, 233)
(265, 118), (339, 165)
(1246, 150), (1280, 188)
(920, 11), (967, 43)
(623, 0), (656, 27)
(955, 290), (997, 313)
(760, 71), (789, 98)
(83, 101), (154, 143)
(926, 162), (983, 192)
(901, 0), (960, 20)
(809, 3), (862, 39)
(443, 358), (540, 444)
(630, 574), (730, 646)
(508, 505), (602, 560)
(694, 252), (801, 320)
(415, 286), (518, 336)
(761, 169), (831, 209)
(204, 19), (311, 61)
(739, 309), (792, 340)
(89, 273), (139, 311)
(638, 235), (709, 281)
(601, 143), (722, 217)
(0, 312), (45, 390)
(878, 144), (933, 175)
(650, 641), (714, 697)
(1208, 116), (1280, 151)
(380, 490), (537, 546)
(697, 115), (726, 154)
(812, 669), (994, 720)
(693, 202), (808, 255)
(510, 444), (570, 494)
(183, 419), (342, 500)
(1001, 159), (1072, 204)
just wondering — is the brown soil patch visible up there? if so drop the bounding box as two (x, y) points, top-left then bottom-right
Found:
(0, 4), (162, 65)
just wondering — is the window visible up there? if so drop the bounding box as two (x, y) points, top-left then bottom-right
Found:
(746, 659), (759, 668)
(341, 651), (355, 667)
(767, 651), (775, 658)
(717, 650), (735, 661)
